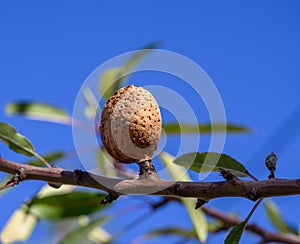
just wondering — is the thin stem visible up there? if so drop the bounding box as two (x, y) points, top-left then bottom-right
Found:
(245, 198), (263, 222)
(246, 170), (259, 181)
(32, 152), (51, 168)
(0, 181), (15, 191)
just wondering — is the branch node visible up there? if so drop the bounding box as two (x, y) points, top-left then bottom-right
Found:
(195, 198), (208, 209)
(1, 168), (27, 191)
(100, 191), (120, 205)
(17, 168), (27, 181)
(219, 168), (238, 181)
(248, 191), (259, 201)
(73, 169), (84, 184)
(138, 160), (159, 180)
(174, 182), (182, 196)
(48, 164), (62, 189)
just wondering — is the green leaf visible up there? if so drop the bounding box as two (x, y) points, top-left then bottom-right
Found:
(82, 86), (100, 119)
(264, 199), (297, 234)
(27, 151), (65, 167)
(162, 123), (250, 134)
(159, 152), (208, 243)
(174, 152), (248, 177)
(123, 42), (159, 71)
(27, 191), (107, 220)
(0, 122), (51, 167)
(225, 198), (263, 244)
(5, 101), (70, 124)
(0, 122), (35, 156)
(183, 198), (207, 243)
(88, 226), (112, 244)
(224, 220), (247, 244)
(96, 148), (117, 178)
(98, 42), (159, 100)
(159, 152), (191, 181)
(99, 68), (123, 101)
(0, 205), (38, 243)
(36, 184), (76, 199)
(60, 217), (110, 244)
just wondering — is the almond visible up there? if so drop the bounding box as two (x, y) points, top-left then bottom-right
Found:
(100, 84), (162, 164)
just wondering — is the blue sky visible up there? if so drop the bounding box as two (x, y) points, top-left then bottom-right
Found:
(0, 1), (300, 243)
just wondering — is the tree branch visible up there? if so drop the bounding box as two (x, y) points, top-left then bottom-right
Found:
(1, 156), (300, 201)
(203, 206), (300, 244)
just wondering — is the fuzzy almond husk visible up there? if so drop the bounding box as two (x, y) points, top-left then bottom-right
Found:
(100, 84), (162, 164)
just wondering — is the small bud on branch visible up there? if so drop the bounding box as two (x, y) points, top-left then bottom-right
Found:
(265, 152), (277, 179)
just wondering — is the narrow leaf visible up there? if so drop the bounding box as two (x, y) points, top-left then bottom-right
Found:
(224, 220), (247, 244)
(121, 42), (159, 72)
(60, 217), (110, 244)
(162, 123), (249, 134)
(174, 152), (248, 177)
(27, 191), (107, 220)
(5, 101), (70, 124)
(0, 205), (38, 243)
(225, 198), (263, 244)
(0, 122), (35, 156)
(99, 68), (122, 100)
(98, 42), (159, 100)
(183, 198), (207, 243)
(88, 227), (112, 244)
(159, 152), (208, 243)
(82, 86), (99, 119)
(96, 148), (117, 178)
(159, 152), (191, 181)
(27, 151), (65, 167)
(264, 199), (297, 234)
(36, 184), (76, 199)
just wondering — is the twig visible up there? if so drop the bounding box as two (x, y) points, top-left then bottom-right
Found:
(0, 168), (26, 191)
